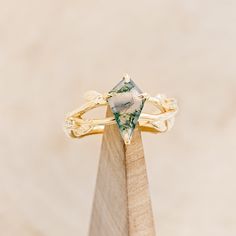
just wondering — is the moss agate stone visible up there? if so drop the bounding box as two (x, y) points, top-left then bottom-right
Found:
(108, 78), (146, 144)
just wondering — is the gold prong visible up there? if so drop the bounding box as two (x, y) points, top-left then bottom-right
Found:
(124, 139), (131, 145)
(103, 93), (113, 100)
(123, 74), (131, 83)
(139, 92), (150, 99)
(123, 133), (131, 145)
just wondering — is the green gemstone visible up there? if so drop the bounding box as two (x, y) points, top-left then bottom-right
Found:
(108, 78), (146, 144)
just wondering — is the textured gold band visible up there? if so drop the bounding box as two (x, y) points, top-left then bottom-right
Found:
(64, 91), (178, 139)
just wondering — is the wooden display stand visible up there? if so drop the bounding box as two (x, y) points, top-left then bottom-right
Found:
(89, 108), (156, 236)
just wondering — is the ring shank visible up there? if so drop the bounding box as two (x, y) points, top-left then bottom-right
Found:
(69, 122), (163, 139)
(65, 93), (178, 139)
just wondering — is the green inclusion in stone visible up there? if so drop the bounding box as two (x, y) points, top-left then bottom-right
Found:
(107, 78), (146, 144)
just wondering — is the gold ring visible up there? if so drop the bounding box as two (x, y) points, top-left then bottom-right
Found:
(64, 75), (178, 144)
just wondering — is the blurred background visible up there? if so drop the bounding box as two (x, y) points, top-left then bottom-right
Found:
(0, 0), (236, 235)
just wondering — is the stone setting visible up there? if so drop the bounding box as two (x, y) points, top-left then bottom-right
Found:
(107, 77), (146, 144)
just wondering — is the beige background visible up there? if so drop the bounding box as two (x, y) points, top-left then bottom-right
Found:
(0, 0), (236, 235)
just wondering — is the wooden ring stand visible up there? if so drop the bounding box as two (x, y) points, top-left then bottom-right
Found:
(89, 108), (156, 236)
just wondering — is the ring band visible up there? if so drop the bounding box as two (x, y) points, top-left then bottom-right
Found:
(64, 75), (178, 144)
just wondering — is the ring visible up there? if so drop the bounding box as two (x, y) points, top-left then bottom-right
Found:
(64, 75), (178, 144)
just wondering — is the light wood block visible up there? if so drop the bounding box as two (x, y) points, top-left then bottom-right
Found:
(89, 108), (155, 236)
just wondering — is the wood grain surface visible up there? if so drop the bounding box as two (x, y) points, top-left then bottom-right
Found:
(89, 108), (155, 236)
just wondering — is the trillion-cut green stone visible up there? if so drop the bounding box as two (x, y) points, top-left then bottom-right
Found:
(107, 78), (146, 144)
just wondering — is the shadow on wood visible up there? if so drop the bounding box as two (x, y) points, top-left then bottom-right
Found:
(89, 108), (155, 236)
